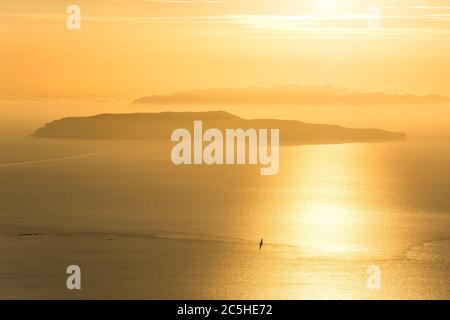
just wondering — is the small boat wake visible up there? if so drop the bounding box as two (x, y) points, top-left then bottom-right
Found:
(0, 149), (102, 168)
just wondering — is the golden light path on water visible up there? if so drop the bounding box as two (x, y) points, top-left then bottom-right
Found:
(252, 143), (405, 299)
(282, 144), (371, 256)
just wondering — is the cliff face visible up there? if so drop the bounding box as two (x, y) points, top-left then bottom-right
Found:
(32, 111), (407, 144)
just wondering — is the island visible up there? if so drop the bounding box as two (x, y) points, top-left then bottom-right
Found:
(32, 111), (407, 145)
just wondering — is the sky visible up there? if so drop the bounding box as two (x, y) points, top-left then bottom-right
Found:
(1, 0), (450, 98)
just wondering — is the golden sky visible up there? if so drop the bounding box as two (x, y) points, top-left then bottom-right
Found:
(1, 0), (450, 98)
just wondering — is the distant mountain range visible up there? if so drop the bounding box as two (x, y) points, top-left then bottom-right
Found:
(133, 85), (450, 106)
(33, 111), (406, 144)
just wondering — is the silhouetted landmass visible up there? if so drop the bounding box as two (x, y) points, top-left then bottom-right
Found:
(134, 85), (450, 106)
(33, 111), (406, 145)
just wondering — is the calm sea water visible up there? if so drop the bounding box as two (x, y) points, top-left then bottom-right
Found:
(0, 138), (449, 299)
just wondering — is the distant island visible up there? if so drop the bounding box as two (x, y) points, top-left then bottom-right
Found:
(32, 111), (406, 145)
(134, 85), (450, 106)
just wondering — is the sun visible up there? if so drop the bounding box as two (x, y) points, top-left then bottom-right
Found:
(317, 0), (339, 8)
(316, 0), (340, 14)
